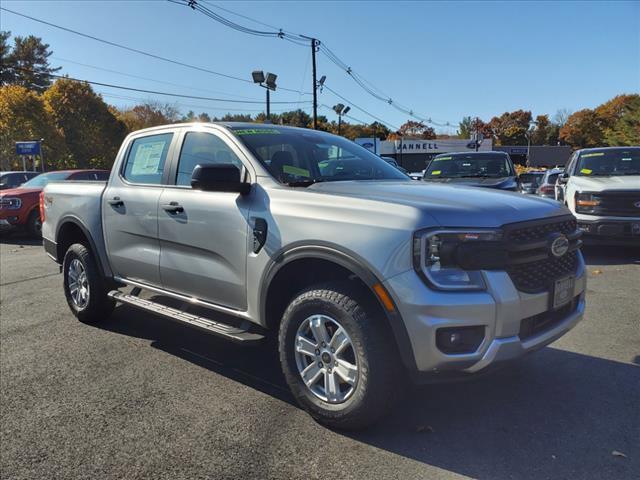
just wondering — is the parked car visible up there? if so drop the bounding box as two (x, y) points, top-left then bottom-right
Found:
(0, 169), (109, 237)
(409, 170), (424, 180)
(536, 168), (564, 199)
(42, 123), (585, 429)
(0, 171), (41, 190)
(556, 146), (640, 245)
(518, 171), (545, 194)
(422, 151), (519, 190)
(380, 156), (408, 175)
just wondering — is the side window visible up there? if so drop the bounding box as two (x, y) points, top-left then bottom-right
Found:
(123, 133), (173, 185)
(566, 153), (577, 175)
(176, 132), (243, 186)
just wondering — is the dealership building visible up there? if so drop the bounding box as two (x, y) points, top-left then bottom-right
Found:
(356, 138), (572, 171)
(356, 138), (494, 172)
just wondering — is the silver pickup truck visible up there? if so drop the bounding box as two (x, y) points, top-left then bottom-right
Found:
(42, 123), (586, 429)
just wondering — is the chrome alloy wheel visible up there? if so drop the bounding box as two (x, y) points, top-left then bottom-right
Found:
(294, 314), (359, 404)
(68, 258), (90, 309)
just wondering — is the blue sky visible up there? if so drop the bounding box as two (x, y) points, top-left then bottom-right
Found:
(2, 0), (639, 134)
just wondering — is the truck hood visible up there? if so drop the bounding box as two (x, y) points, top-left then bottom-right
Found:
(423, 176), (517, 190)
(570, 175), (640, 192)
(0, 187), (42, 197)
(308, 180), (567, 228)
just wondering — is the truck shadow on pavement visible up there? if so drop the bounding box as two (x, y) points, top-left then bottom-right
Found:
(581, 245), (640, 265)
(0, 232), (42, 246)
(98, 300), (639, 480)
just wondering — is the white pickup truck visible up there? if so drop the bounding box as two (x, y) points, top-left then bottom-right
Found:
(556, 147), (640, 245)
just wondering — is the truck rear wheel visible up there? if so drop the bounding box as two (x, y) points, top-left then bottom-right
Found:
(63, 243), (114, 323)
(278, 281), (400, 429)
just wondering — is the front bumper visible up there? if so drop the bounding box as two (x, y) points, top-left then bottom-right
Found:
(384, 252), (587, 377)
(575, 214), (640, 245)
(0, 216), (20, 231)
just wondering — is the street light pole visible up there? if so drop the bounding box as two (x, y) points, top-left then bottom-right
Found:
(266, 88), (270, 119)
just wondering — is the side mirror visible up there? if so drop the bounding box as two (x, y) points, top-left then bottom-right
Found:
(191, 163), (251, 194)
(558, 173), (569, 184)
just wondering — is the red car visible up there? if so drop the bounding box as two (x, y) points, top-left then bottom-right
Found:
(0, 169), (110, 237)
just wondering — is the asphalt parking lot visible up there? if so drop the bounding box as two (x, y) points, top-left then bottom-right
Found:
(1, 236), (638, 480)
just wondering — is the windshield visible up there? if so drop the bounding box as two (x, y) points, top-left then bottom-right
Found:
(576, 148), (640, 176)
(424, 153), (514, 179)
(519, 173), (543, 186)
(21, 171), (69, 188)
(232, 127), (408, 185)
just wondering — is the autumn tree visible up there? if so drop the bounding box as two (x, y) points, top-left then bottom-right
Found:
(43, 78), (127, 168)
(388, 120), (435, 140)
(115, 101), (180, 132)
(486, 110), (532, 145)
(0, 84), (66, 170)
(559, 109), (604, 148)
(0, 31), (60, 90)
(530, 114), (560, 145)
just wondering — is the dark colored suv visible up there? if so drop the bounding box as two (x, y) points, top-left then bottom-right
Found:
(422, 151), (518, 190)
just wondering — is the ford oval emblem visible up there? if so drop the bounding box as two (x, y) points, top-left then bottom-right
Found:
(634, 201), (640, 208)
(550, 235), (569, 258)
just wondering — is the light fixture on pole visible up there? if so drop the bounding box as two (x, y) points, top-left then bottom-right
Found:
(332, 103), (350, 135)
(252, 70), (277, 121)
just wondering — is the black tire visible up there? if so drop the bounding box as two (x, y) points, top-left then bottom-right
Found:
(278, 281), (401, 430)
(62, 243), (114, 323)
(26, 210), (42, 238)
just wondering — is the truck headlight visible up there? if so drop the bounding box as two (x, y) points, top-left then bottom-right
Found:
(413, 229), (503, 290)
(575, 192), (599, 214)
(0, 197), (22, 210)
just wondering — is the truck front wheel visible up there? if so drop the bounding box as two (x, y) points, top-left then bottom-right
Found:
(62, 243), (114, 323)
(278, 281), (400, 429)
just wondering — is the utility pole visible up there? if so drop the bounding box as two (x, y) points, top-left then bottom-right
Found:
(266, 89), (270, 120)
(311, 38), (318, 129)
(475, 117), (479, 152)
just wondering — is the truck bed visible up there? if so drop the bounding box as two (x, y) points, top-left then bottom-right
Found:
(41, 181), (111, 275)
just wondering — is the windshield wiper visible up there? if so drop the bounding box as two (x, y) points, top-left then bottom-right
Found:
(458, 174), (504, 178)
(286, 178), (326, 187)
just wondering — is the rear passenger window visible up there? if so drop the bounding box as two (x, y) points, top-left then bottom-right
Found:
(176, 132), (243, 186)
(123, 133), (173, 185)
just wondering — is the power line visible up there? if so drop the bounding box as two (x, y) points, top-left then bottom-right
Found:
(8, 66), (313, 105)
(0, 6), (310, 95)
(323, 85), (399, 132)
(50, 56), (263, 100)
(175, 1), (456, 127)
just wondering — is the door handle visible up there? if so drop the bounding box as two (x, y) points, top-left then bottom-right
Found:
(108, 197), (124, 207)
(162, 202), (184, 214)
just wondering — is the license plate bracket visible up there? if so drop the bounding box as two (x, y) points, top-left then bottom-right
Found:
(551, 275), (575, 310)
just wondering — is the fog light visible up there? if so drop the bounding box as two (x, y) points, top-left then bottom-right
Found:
(436, 326), (485, 354)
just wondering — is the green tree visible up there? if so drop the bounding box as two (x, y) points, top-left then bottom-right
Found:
(0, 84), (66, 170)
(44, 78), (127, 168)
(602, 95), (640, 145)
(0, 31), (60, 90)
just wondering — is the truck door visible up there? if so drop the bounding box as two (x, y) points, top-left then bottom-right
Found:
(157, 128), (252, 310)
(103, 131), (175, 287)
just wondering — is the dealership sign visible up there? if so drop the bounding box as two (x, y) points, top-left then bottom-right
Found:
(355, 138), (493, 155)
(15, 141), (41, 155)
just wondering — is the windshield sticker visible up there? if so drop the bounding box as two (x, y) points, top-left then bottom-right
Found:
(581, 152), (604, 158)
(431, 170), (441, 175)
(131, 141), (165, 175)
(282, 165), (310, 177)
(234, 128), (280, 135)
(434, 156), (451, 161)
(580, 168), (593, 175)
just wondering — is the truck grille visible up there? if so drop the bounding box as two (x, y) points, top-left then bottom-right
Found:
(519, 295), (579, 340)
(504, 216), (581, 293)
(592, 191), (640, 217)
(508, 251), (578, 293)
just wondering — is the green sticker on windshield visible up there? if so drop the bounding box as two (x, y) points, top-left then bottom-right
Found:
(580, 168), (592, 175)
(282, 165), (310, 177)
(581, 152), (604, 158)
(431, 170), (441, 175)
(234, 128), (280, 135)
(434, 156), (451, 161)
